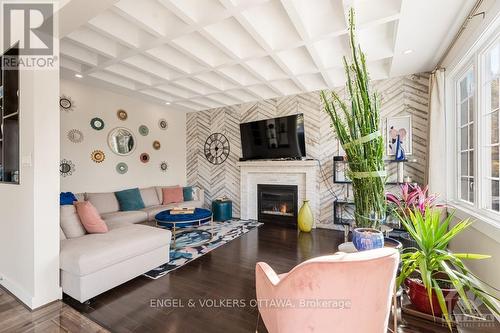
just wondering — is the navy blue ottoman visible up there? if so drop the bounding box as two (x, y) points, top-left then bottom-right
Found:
(155, 208), (213, 248)
(212, 200), (232, 221)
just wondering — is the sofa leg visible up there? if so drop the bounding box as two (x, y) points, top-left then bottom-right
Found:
(83, 298), (94, 305)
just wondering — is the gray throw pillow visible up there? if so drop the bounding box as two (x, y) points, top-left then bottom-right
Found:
(60, 205), (86, 239)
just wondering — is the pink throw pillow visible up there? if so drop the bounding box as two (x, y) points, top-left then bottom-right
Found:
(74, 201), (108, 234)
(162, 186), (184, 205)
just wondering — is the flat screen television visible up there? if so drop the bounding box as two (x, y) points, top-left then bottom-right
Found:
(240, 114), (306, 161)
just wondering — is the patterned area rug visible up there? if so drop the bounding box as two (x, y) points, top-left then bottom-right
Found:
(144, 219), (262, 279)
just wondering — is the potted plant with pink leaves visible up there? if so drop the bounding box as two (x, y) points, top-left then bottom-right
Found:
(386, 183), (440, 217)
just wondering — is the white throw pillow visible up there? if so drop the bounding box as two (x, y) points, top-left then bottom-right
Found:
(60, 205), (86, 239)
(140, 187), (160, 207)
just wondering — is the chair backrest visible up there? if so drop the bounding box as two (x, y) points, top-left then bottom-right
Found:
(256, 248), (399, 333)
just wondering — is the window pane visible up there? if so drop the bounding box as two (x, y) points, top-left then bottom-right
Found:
(468, 96), (474, 122)
(460, 79), (468, 99)
(466, 72), (474, 95)
(486, 43), (499, 81)
(492, 111), (499, 144)
(461, 152), (468, 176)
(469, 151), (474, 176)
(461, 126), (468, 149)
(461, 177), (468, 201)
(492, 180), (499, 212)
(492, 79), (499, 110)
(469, 125), (474, 149)
(492, 146), (499, 178)
(461, 101), (468, 125)
(469, 179), (475, 203)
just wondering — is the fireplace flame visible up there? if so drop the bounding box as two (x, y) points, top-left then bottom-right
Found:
(279, 203), (288, 214)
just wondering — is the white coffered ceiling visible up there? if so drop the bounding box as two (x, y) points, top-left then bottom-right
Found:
(59, 0), (473, 111)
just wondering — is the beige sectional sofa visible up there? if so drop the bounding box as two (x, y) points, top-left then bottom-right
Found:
(60, 186), (204, 302)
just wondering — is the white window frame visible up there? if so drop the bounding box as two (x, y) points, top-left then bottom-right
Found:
(445, 14), (500, 236)
(479, 37), (500, 218)
(455, 64), (476, 206)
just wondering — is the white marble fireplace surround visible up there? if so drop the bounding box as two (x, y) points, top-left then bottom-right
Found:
(238, 160), (319, 227)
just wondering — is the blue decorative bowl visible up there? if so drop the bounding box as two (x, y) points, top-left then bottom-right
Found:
(352, 228), (384, 251)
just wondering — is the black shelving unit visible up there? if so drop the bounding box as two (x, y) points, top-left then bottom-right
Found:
(332, 156), (418, 232)
(0, 43), (20, 184)
(333, 155), (416, 186)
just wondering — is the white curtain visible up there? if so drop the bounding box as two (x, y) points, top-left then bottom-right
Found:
(427, 69), (446, 196)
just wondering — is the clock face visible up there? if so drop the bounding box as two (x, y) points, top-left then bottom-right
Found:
(204, 133), (230, 165)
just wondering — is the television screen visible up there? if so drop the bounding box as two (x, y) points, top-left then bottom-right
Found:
(240, 114), (306, 161)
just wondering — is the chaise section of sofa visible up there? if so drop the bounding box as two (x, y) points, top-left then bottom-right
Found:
(60, 223), (171, 302)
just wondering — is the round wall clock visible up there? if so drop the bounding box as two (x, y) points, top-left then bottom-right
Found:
(160, 161), (168, 172)
(67, 129), (84, 143)
(117, 109), (128, 120)
(204, 133), (230, 165)
(90, 117), (105, 130)
(140, 153), (150, 163)
(158, 119), (168, 130)
(60, 159), (75, 177)
(116, 162), (128, 174)
(60, 95), (75, 112)
(91, 150), (105, 163)
(138, 125), (149, 136)
(153, 140), (161, 150)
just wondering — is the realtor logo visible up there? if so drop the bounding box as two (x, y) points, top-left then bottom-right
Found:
(3, 3), (54, 55)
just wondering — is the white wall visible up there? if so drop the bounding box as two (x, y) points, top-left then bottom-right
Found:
(0, 7), (61, 308)
(60, 79), (187, 193)
(442, 0), (500, 297)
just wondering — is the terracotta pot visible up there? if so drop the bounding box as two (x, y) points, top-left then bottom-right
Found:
(405, 278), (459, 316)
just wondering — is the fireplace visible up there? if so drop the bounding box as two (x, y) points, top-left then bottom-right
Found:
(257, 184), (298, 227)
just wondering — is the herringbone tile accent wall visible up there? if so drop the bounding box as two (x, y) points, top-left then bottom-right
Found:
(187, 73), (430, 228)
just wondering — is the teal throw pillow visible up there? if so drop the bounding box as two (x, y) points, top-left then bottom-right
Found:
(183, 186), (194, 201)
(115, 188), (145, 211)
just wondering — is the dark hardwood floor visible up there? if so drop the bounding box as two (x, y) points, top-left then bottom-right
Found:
(66, 224), (342, 333)
(64, 224), (499, 333)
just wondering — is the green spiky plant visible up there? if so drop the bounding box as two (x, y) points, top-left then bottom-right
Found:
(321, 8), (386, 229)
(397, 208), (500, 329)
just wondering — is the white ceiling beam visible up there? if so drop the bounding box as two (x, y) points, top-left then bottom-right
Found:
(279, 0), (333, 88)
(59, 0), (119, 38)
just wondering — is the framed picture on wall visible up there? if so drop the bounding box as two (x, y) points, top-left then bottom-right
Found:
(386, 115), (412, 155)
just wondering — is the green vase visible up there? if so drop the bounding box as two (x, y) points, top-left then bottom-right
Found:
(298, 200), (313, 232)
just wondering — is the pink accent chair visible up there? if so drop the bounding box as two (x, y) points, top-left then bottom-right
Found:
(255, 248), (399, 333)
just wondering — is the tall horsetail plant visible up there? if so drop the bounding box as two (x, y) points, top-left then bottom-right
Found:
(321, 8), (386, 229)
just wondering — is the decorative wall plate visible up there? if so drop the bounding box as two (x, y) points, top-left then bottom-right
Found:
(139, 125), (149, 136)
(60, 159), (75, 177)
(204, 133), (230, 165)
(140, 153), (150, 163)
(91, 150), (105, 163)
(116, 162), (128, 174)
(158, 119), (168, 130)
(160, 161), (168, 172)
(90, 117), (105, 130)
(60, 95), (75, 112)
(67, 129), (84, 143)
(117, 109), (128, 120)
(153, 140), (161, 150)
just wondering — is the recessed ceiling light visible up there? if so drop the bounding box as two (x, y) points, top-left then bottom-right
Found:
(75, 73), (83, 78)
(165, 102), (171, 105)
(403, 49), (413, 55)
